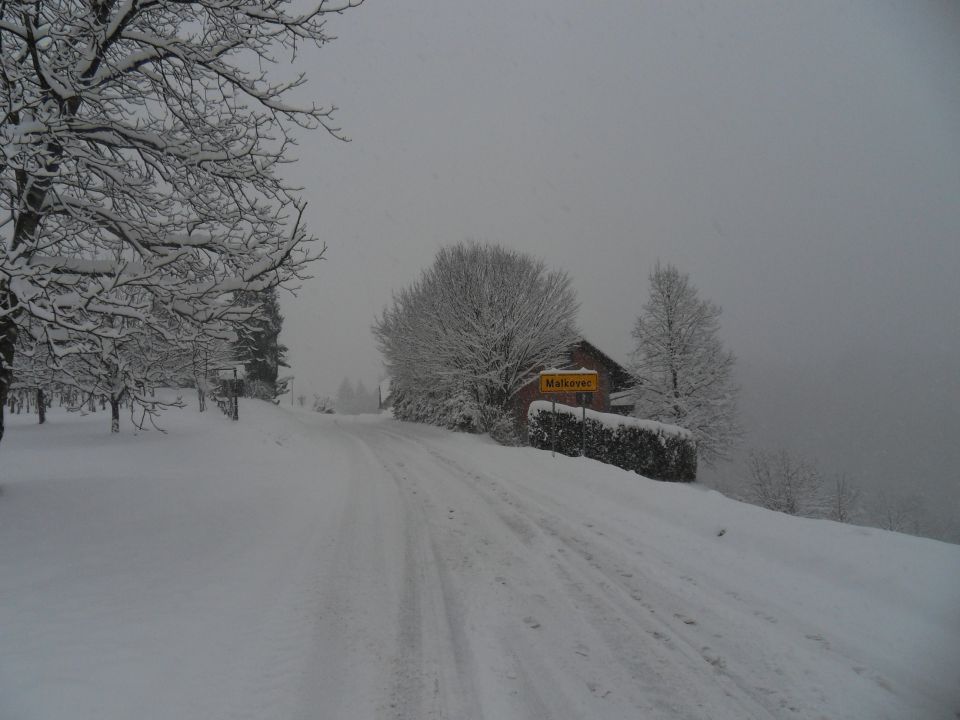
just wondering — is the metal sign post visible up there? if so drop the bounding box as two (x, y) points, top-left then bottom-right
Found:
(551, 395), (557, 457)
(217, 365), (246, 421)
(538, 369), (598, 459)
(580, 392), (587, 458)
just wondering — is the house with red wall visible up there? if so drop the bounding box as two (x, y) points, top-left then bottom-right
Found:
(510, 339), (633, 428)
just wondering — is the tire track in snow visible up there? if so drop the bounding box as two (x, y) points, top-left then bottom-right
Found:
(347, 427), (485, 720)
(369, 424), (792, 718)
(327, 419), (891, 719)
(359, 424), (721, 717)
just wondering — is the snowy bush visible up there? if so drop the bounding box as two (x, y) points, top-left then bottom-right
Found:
(245, 379), (277, 402)
(311, 394), (335, 414)
(746, 450), (826, 517)
(528, 402), (697, 482)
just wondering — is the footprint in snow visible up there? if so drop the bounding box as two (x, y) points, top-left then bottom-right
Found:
(587, 681), (611, 698)
(522, 616), (541, 629)
(701, 648), (726, 670)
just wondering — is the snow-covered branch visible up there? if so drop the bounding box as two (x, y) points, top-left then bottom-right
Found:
(0, 0), (359, 443)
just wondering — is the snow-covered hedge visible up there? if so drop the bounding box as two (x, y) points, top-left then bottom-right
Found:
(527, 401), (697, 482)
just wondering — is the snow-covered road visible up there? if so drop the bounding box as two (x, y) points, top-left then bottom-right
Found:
(1, 402), (958, 719)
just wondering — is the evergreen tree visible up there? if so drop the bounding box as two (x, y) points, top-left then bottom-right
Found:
(234, 289), (289, 399)
(336, 377), (356, 414)
(353, 380), (377, 413)
(629, 262), (741, 465)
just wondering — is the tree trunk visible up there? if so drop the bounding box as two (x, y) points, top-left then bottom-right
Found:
(37, 388), (46, 425)
(197, 387), (206, 412)
(0, 302), (17, 447)
(0, 383), (6, 446)
(110, 397), (120, 433)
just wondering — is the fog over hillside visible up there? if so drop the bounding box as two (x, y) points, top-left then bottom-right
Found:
(278, 1), (960, 520)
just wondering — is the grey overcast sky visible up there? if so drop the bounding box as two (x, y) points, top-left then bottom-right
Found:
(279, 1), (959, 506)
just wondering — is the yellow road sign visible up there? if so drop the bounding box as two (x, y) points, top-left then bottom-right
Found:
(538, 370), (598, 394)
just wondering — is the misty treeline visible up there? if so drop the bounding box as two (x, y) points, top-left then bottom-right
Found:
(0, 0), (361, 442)
(334, 378), (379, 414)
(706, 448), (960, 544)
(296, 377), (379, 414)
(291, 378), (379, 415)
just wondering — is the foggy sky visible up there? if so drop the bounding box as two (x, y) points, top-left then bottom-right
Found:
(279, 1), (960, 508)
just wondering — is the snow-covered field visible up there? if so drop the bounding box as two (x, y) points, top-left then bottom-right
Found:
(1, 398), (958, 720)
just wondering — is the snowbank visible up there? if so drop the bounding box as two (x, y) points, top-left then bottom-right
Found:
(528, 399), (692, 439)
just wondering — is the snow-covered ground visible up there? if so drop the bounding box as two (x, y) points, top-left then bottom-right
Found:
(1, 398), (958, 720)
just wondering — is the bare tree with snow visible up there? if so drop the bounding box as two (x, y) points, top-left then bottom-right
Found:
(870, 490), (923, 535)
(0, 0), (361, 445)
(10, 329), (56, 424)
(829, 473), (862, 524)
(747, 449), (826, 517)
(373, 241), (579, 436)
(185, 333), (236, 413)
(629, 262), (741, 465)
(16, 298), (195, 432)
